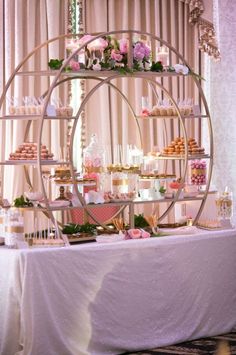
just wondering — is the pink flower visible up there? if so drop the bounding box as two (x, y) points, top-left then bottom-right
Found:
(119, 38), (128, 54)
(69, 60), (80, 71)
(141, 108), (150, 116)
(111, 49), (123, 62)
(128, 229), (142, 239)
(133, 42), (151, 61)
(141, 230), (151, 238)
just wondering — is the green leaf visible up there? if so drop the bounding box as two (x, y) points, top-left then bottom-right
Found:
(134, 214), (149, 228)
(150, 61), (164, 72)
(48, 59), (64, 70)
(13, 195), (33, 207)
(159, 186), (166, 194)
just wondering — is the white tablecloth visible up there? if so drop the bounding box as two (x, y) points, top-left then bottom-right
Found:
(1, 229), (236, 355)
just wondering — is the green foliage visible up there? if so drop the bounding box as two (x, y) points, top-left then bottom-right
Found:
(150, 61), (164, 72)
(134, 214), (149, 228)
(114, 66), (133, 75)
(48, 59), (64, 70)
(159, 186), (166, 194)
(13, 195), (33, 207)
(62, 222), (97, 235)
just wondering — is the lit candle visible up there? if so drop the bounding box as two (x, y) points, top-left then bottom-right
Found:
(156, 46), (169, 67)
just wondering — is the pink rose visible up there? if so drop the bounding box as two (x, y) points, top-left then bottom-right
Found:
(128, 229), (142, 239)
(111, 49), (123, 62)
(141, 230), (151, 238)
(69, 60), (80, 71)
(119, 38), (128, 54)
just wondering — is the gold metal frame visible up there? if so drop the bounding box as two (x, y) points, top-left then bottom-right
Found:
(0, 29), (214, 237)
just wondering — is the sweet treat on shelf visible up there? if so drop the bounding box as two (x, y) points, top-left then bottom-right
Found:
(190, 160), (207, 185)
(144, 99), (194, 117)
(55, 106), (73, 117)
(104, 191), (135, 202)
(54, 167), (71, 178)
(8, 104), (43, 115)
(8, 142), (54, 160)
(161, 137), (205, 156)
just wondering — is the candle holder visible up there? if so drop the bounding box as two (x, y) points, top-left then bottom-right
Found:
(156, 46), (169, 68)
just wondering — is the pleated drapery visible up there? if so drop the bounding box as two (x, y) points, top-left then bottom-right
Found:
(0, 0), (68, 203)
(82, 0), (202, 221)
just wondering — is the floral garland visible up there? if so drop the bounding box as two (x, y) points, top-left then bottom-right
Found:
(48, 35), (190, 76)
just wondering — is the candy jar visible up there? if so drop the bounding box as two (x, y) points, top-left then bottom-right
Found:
(190, 160), (207, 186)
(111, 172), (128, 195)
(215, 188), (233, 220)
(83, 134), (105, 191)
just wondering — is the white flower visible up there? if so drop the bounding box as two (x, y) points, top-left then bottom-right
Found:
(174, 64), (189, 75)
(92, 63), (101, 71)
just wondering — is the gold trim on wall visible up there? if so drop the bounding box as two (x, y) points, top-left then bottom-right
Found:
(185, 0), (220, 60)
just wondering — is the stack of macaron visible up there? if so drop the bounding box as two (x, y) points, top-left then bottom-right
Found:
(162, 137), (205, 155)
(8, 142), (54, 160)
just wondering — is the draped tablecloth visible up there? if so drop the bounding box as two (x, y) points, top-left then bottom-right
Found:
(0, 229), (236, 355)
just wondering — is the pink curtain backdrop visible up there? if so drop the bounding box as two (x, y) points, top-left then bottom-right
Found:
(82, 0), (203, 221)
(0, 0), (68, 203)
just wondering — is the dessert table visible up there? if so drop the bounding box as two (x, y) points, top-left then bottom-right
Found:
(1, 228), (236, 355)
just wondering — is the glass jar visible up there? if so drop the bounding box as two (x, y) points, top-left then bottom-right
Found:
(111, 172), (128, 194)
(215, 190), (233, 220)
(83, 134), (104, 174)
(4, 208), (24, 248)
(190, 160), (207, 185)
(83, 134), (105, 191)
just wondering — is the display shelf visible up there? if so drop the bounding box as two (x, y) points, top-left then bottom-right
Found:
(0, 29), (214, 237)
(136, 114), (209, 120)
(157, 154), (210, 160)
(133, 196), (204, 204)
(1, 160), (68, 166)
(15, 69), (185, 78)
(1, 115), (76, 121)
